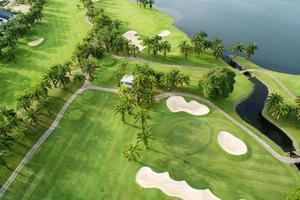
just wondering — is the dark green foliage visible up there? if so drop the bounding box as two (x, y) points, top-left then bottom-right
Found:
(200, 67), (236, 99)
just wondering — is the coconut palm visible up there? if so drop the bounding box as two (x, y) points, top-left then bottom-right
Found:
(178, 41), (193, 60)
(148, 0), (155, 8)
(160, 40), (171, 56)
(137, 127), (153, 149)
(0, 150), (10, 169)
(266, 93), (284, 109)
(114, 63), (128, 87)
(232, 42), (244, 57)
(122, 143), (142, 162)
(244, 42), (258, 59)
(81, 59), (97, 80)
(25, 109), (38, 126)
(135, 107), (151, 130)
(212, 43), (224, 59)
(270, 103), (289, 120)
(143, 37), (153, 54)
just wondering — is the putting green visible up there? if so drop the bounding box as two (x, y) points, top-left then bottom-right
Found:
(2, 91), (299, 200)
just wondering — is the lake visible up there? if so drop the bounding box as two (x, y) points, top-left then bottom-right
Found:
(154, 0), (300, 74)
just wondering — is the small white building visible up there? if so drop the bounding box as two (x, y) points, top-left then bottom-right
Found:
(120, 75), (134, 87)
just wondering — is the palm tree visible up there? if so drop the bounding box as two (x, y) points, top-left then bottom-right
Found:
(122, 143), (142, 162)
(152, 35), (162, 56)
(135, 107), (151, 130)
(25, 109), (38, 126)
(0, 150), (10, 169)
(114, 63), (128, 87)
(266, 93), (283, 109)
(114, 94), (135, 123)
(191, 31), (207, 54)
(296, 97), (300, 120)
(143, 37), (153, 54)
(148, 0), (155, 8)
(270, 103), (289, 120)
(137, 127), (153, 149)
(212, 44), (224, 59)
(160, 41), (171, 56)
(178, 41), (193, 60)
(244, 42), (258, 59)
(232, 42), (244, 57)
(81, 59), (97, 80)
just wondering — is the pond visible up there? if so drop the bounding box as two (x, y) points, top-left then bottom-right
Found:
(154, 0), (300, 74)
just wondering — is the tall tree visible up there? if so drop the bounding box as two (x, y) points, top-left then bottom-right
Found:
(200, 68), (236, 99)
(178, 41), (193, 60)
(232, 42), (244, 57)
(160, 40), (171, 57)
(137, 127), (153, 149)
(122, 143), (142, 162)
(244, 42), (258, 59)
(135, 107), (151, 130)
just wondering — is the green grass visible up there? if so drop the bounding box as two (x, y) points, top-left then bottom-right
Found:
(0, 0), (90, 107)
(3, 91), (299, 200)
(233, 57), (300, 151)
(97, 0), (227, 67)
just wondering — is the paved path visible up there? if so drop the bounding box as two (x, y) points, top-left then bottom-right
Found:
(1, 83), (299, 197)
(240, 69), (296, 99)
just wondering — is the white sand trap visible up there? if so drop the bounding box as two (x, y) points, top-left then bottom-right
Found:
(123, 31), (145, 51)
(28, 38), (44, 47)
(136, 167), (220, 200)
(167, 96), (210, 116)
(158, 30), (171, 37)
(11, 4), (31, 14)
(218, 131), (247, 155)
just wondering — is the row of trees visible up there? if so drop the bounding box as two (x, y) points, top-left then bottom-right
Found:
(0, 0), (46, 62)
(177, 31), (257, 60)
(266, 93), (300, 120)
(80, 0), (140, 58)
(232, 42), (258, 59)
(136, 0), (155, 9)
(143, 35), (171, 57)
(113, 64), (190, 162)
(0, 0), (103, 169)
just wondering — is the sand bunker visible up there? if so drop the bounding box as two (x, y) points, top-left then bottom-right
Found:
(123, 31), (145, 51)
(28, 38), (44, 47)
(158, 30), (171, 37)
(218, 131), (247, 155)
(11, 4), (31, 14)
(136, 167), (220, 200)
(167, 96), (210, 116)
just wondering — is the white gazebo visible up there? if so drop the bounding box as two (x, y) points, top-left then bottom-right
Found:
(120, 75), (134, 87)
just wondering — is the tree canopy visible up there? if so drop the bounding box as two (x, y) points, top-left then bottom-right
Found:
(199, 68), (236, 99)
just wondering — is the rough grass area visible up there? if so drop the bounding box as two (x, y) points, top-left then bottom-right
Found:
(3, 91), (299, 200)
(0, 0), (90, 107)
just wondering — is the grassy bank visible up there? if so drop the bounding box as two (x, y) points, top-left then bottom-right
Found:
(233, 57), (300, 151)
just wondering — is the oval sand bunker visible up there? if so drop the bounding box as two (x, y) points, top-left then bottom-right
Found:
(136, 167), (221, 200)
(218, 131), (247, 155)
(123, 31), (145, 51)
(158, 30), (171, 37)
(166, 96), (210, 116)
(28, 38), (44, 47)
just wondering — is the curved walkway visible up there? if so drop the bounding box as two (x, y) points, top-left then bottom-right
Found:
(240, 69), (296, 99)
(0, 83), (299, 197)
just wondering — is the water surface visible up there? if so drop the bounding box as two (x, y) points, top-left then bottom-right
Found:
(155, 0), (300, 74)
